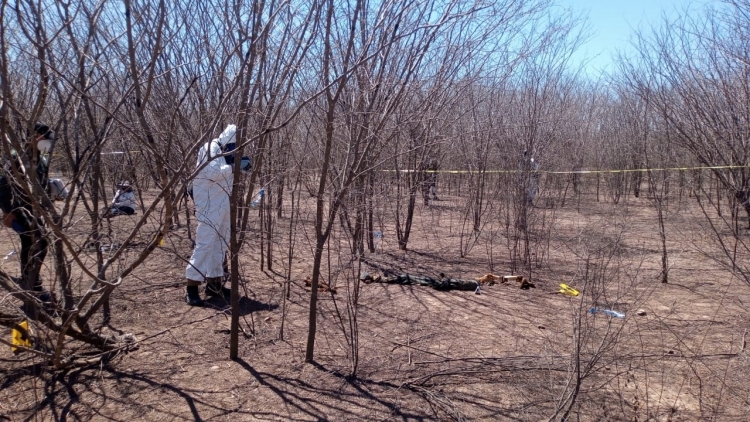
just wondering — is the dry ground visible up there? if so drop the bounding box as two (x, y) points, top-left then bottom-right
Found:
(1, 181), (750, 421)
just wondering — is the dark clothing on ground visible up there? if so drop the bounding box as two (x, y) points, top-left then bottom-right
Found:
(363, 273), (479, 291)
(109, 205), (135, 216)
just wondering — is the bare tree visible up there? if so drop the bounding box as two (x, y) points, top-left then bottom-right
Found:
(0, 0), (320, 365)
(622, 0), (750, 284)
(302, 0), (535, 364)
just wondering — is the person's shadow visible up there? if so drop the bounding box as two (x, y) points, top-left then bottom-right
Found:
(204, 295), (277, 316)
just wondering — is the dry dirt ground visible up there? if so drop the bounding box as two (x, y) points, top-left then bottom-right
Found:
(1, 180), (750, 421)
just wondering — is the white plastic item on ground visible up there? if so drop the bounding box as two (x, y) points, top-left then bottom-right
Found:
(590, 308), (625, 318)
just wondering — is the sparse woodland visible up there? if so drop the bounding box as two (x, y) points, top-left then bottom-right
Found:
(2, 0), (750, 420)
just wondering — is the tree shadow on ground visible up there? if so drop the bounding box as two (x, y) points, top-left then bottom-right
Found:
(42, 366), (219, 421)
(231, 358), (539, 421)
(232, 357), (430, 421)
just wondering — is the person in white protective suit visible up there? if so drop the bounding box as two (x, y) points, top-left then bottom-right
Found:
(527, 156), (540, 204)
(185, 124), (238, 306)
(520, 150), (540, 205)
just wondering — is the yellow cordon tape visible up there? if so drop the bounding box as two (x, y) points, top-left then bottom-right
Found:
(383, 165), (750, 174)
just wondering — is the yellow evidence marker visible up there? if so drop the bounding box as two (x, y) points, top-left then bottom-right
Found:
(11, 320), (32, 353)
(559, 283), (580, 297)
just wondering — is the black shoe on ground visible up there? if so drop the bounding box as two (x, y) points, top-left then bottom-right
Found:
(185, 286), (204, 306)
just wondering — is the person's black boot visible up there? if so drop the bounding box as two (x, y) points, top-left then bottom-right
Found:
(185, 285), (204, 306)
(206, 278), (231, 300)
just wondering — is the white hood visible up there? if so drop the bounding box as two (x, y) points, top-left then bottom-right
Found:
(217, 124), (237, 147)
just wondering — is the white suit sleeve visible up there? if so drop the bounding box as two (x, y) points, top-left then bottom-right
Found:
(201, 141), (233, 185)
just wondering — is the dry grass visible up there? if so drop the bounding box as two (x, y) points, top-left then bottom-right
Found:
(1, 182), (749, 421)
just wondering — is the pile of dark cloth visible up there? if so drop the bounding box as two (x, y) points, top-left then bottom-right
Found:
(361, 272), (478, 291)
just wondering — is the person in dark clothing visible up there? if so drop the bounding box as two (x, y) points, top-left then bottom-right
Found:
(520, 150), (540, 205)
(422, 159), (439, 205)
(0, 123), (54, 295)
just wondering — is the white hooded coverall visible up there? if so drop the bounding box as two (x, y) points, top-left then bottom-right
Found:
(527, 157), (539, 203)
(185, 125), (236, 282)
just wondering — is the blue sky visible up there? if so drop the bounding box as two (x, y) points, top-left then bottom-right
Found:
(557, 0), (717, 77)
